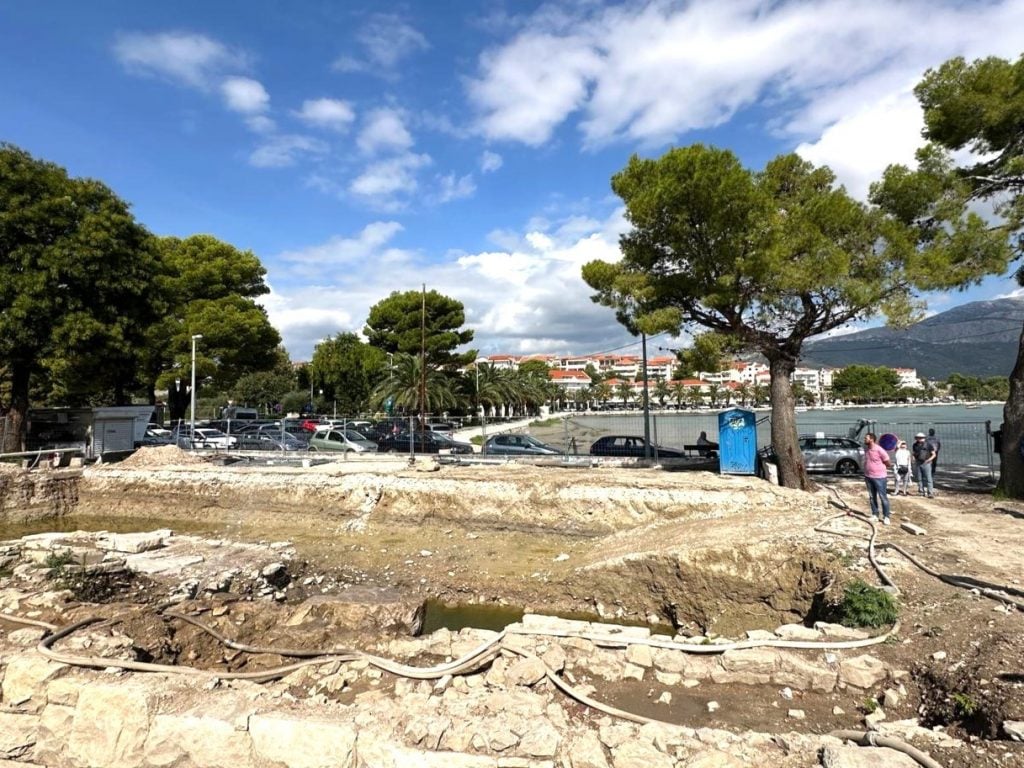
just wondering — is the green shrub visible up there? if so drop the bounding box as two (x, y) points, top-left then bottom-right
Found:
(832, 579), (899, 628)
(952, 692), (978, 717)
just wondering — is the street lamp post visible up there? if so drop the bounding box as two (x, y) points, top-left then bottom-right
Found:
(475, 363), (487, 441)
(190, 334), (202, 448)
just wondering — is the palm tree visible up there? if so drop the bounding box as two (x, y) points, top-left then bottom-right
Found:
(653, 379), (671, 407)
(615, 382), (633, 408)
(707, 383), (721, 408)
(736, 383), (752, 407)
(369, 353), (457, 415)
(595, 382), (612, 408)
(671, 381), (688, 410)
(752, 383), (768, 407)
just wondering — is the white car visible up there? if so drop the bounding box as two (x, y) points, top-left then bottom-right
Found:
(179, 428), (238, 450)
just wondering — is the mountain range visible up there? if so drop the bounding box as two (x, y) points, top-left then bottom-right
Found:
(801, 297), (1024, 380)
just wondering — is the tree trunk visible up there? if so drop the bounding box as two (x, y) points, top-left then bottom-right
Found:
(996, 324), (1024, 498)
(768, 356), (811, 491)
(2, 362), (30, 453)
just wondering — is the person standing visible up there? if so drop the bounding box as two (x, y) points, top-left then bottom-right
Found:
(912, 432), (936, 498)
(863, 432), (893, 524)
(893, 439), (912, 495)
(926, 428), (942, 478)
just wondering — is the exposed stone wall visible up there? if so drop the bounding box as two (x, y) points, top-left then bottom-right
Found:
(0, 611), (933, 768)
(0, 469), (80, 525)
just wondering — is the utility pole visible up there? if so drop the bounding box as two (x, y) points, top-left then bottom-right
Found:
(419, 284), (427, 429)
(642, 332), (651, 460)
(190, 334), (203, 447)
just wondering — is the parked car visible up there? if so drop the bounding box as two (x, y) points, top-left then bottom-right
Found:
(589, 435), (687, 458)
(172, 427), (238, 450)
(236, 426), (306, 451)
(377, 431), (474, 454)
(307, 427), (377, 453)
(482, 434), (560, 456)
(139, 429), (174, 446)
(798, 435), (864, 474)
(427, 422), (457, 438)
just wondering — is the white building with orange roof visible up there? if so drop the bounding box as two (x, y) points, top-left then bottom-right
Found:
(893, 367), (922, 389)
(548, 369), (592, 392)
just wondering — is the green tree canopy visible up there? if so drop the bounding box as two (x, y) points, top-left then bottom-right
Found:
(364, 289), (475, 367)
(0, 144), (160, 449)
(583, 146), (913, 490)
(145, 235), (281, 421)
(831, 365), (901, 403)
(872, 54), (1023, 495)
(309, 332), (387, 415)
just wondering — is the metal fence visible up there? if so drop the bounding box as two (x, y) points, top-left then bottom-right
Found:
(548, 412), (997, 476)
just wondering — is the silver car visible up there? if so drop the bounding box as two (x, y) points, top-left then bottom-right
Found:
(799, 435), (864, 474)
(482, 434), (560, 456)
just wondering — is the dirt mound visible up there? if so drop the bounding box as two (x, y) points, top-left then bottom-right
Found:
(117, 445), (207, 468)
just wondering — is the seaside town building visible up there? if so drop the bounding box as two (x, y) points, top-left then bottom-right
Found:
(473, 354), (918, 405)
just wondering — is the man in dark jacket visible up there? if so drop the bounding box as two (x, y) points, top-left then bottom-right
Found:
(926, 428), (942, 477)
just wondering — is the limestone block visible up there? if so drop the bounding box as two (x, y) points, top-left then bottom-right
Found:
(1004, 720), (1024, 741)
(124, 552), (204, 574)
(625, 643), (653, 668)
(540, 644), (566, 673)
(610, 740), (674, 768)
(839, 655), (888, 689)
(821, 744), (920, 767)
(0, 712), (38, 760)
(814, 622), (870, 641)
(711, 667), (770, 686)
(567, 730), (609, 768)
(520, 614), (591, 634)
(249, 714), (356, 768)
(517, 721), (560, 758)
(771, 651), (837, 692)
(584, 649), (624, 681)
(719, 648), (779, 676)
(622, 663), (645, 682)
(68, 682), (153, 768)
(34, 704), (74, 767)
(505, 658), (547, 687)
(96, 531), (169, 554)
(774, 624), (822, 641)
(679, 750), (745, 768)
(0, 654), (67, 710)
(284, 590), (425, 635)
(6, 628), (45, 646)
(145, 714), (252, 767)
(355, 742), (497, 767)
(487, 729), (519, 751)
(744, 629), (776, 641)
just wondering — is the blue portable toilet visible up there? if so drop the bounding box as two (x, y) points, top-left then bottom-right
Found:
(717, 408), (757, 475)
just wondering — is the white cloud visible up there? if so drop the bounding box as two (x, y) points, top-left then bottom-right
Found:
(349, 151), (431, 205)
(434, 173), (476, 203)
(796, 89), (923, 199)
(112, 31), (244, 89)
(245, 114), (277, 134)
(249, 135), (328, 168)
(466, 0), (1024, 170)
(220, 76), (270, 113)
(357, 108), (414, 155)
(332, 14), (428, 76)
(263, 207), (632, 359)
(278, 221), (408, 265)
(480, 150), (503, 173)
(295, 98), (356, 132)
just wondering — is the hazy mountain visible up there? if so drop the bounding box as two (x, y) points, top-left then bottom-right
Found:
(801, 297), (1024, 379)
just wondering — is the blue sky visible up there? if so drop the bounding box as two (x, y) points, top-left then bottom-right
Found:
(2, 0), (1022, 361)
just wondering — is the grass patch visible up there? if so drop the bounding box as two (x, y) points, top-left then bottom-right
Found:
(470, 435), (483, 446)
(830, 578), (899, 628)
(529, 417), (562, 428)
